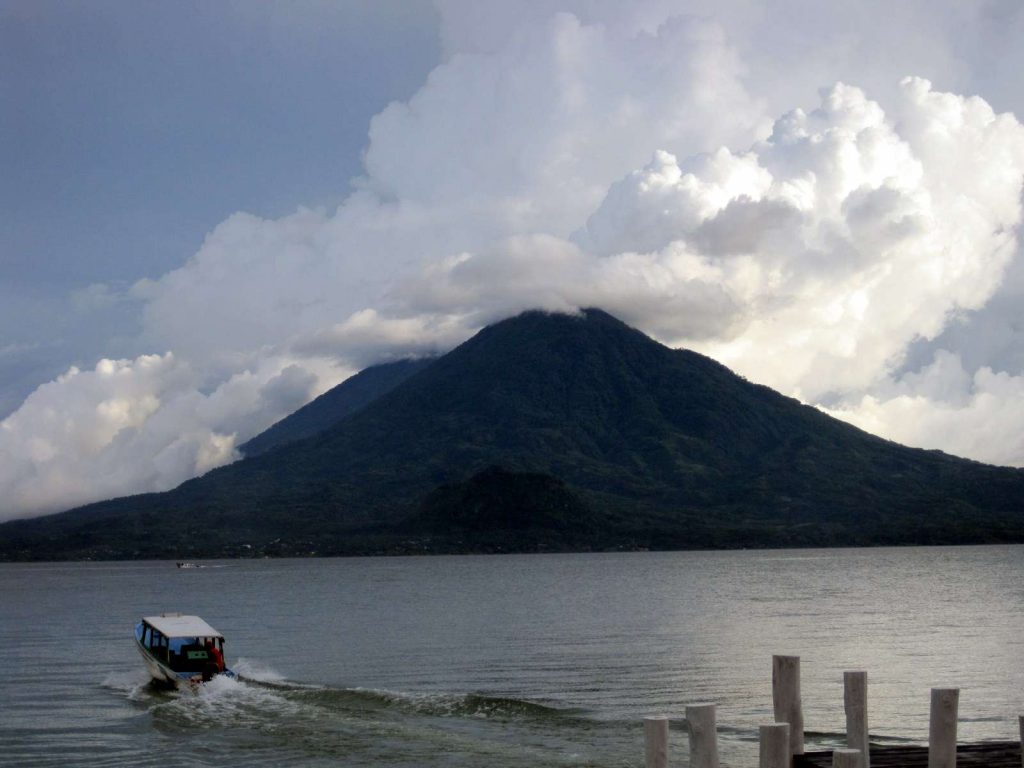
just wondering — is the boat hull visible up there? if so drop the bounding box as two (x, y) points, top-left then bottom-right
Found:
(134, 635), (195, 688)
(133, 624), (234, 689)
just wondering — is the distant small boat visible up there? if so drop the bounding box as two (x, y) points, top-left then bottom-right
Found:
(134, 613), (235, 688)
(176, 562), (199, 569)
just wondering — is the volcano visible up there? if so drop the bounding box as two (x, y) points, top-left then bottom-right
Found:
(3, 308), (1024, 560)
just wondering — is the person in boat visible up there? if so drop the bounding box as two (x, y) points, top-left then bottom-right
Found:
(205, 638), (225, 672)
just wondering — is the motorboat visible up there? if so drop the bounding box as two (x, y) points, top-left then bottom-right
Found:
(134, 613), (236, 688)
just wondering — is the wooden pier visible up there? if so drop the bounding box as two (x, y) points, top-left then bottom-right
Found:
(796, 741), (1022, 768)
(642, 656), (1024, 768)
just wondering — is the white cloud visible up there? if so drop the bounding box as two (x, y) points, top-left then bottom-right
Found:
(135, 10), (764, 376)
(363, 12), (763, 234)
(385, 79), (1024, 405)
(0, 353), (342, 519)
(6, 4), (1024, 519)
(692, 79), (1024, 400)
(826, 352), (1024, 467)
(293, 308), (470, 366)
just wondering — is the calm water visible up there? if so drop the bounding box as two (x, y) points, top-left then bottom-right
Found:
(1, 547), (1022, 767)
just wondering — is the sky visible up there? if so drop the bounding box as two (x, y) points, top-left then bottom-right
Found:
(3, 0), (1024, 520)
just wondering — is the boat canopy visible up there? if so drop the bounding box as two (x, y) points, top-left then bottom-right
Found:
(143, 614), (224, 639)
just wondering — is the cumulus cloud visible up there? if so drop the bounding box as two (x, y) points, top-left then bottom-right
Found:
(386, 79), (1024, 404)
(134, 11), (764, 370)
(293, 308), (469, 366)
(0, 354), (340, 518)
(826, 352), (1024, 467)
(5, 3), (1024, 520)
(694, 79), (1024, 399)
(364, 12), (764, 227)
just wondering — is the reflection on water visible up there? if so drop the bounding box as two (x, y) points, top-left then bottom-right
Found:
(0, 546), (1022, 766)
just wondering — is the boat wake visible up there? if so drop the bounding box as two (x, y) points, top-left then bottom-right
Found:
(206, 659), (589, 724)
(101, 669), (156, 702)
(164, 672), (306, 725)
(230, 657), (299, 686)
(305, 686), (589, 723)
(100, 662), (636, 767)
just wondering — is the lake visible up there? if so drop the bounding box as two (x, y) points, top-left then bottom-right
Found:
(1, 546), (1022, 766)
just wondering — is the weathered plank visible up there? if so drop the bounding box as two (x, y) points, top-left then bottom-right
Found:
(795, 742), (1022, 768)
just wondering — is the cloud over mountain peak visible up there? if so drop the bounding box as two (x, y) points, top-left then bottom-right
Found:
(4, 4), (1024, 520)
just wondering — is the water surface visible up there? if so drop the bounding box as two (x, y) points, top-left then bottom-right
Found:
(1, 546), (1022, 766)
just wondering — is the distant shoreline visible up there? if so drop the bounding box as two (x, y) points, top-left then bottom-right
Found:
(4, 538), (1023, 564)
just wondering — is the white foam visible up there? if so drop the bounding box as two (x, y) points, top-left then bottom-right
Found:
(231, 657), (287, 683)
(155, 673), (303, 727)
(101, 669), (154, 701)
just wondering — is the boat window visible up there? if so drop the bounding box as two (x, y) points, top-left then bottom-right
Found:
(164, 636), (215, 672)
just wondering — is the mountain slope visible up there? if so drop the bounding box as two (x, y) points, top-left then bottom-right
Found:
(3, 308), (1024, 560)
(239, 357), (435, 457)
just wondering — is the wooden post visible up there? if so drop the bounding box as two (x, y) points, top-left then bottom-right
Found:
(773, 655), (805, 755)
(1018, 715), (1022, 768)
(928, 688), (958, 768)
(686, 703), (720, 768)
(644, 715), (669, 768)
(833, 749), (862, 768)
(844, 670), (869, 768)
(760, 723), (791, 768)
